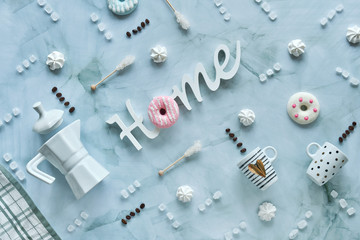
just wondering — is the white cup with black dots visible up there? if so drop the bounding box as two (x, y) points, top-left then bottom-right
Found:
(306, 142), (348, 186)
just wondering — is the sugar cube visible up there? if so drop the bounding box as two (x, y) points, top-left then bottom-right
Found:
(22, 60), (30, 68)
(255, 0), (262, 3)
(320, 18), (328, 27)
(4, 114), (12, 123)
(350, 78), (359, 87)
(331, 190), (338, 199)
(198, 203), (206, 212)
(80, 211), (89, 220)
(327, 10), (336, 20)
(213, 191), (222, 200)
(342, 71), (350, 79)
(105, 31), (113, 40)
(335, 67), (343, 74)
(289, 229), (298, 239)
(205, 198), (213, 206)
(12, 108), (20, 117)
(133, 180), (141, 188)
(239, 221), (247, 230)
(37, 0), (46, 7)
(268, 12), (277, 21)
(224, 231), (233, 240)
(266, 69), (274, 77)
(51, 12), (60, 22)
(232, 228), (240, 235)
(120, 189), (129, 199)
(44, 4), (52, 14)
(224, 13), (231, 21)
(3, 153), (12, 162)
(127, 184), (136, 193)
(347, 207), (356, 216)
(166, 212), (174, 221)
(97, 23), (106, 32)
(29, 55), (37, 63)
(219, 7), (227, 14)
(158, 203), (166, 211)
(339, 199), (348, 208)
(172, 221), (180, 229)
(9, 161), (18, 171)
(16, 65), (24, 73)
(15, 170), (25, 181)
(74, 219), (82, 226)
(259, 74), (267, 82)
(67, 224), (75, 232)
(273, 63), (281, 72)
(0, 120), (3, 127)
(214, 0), (222, 7)
(297, 219), (307, 230)
(261, 2), (270, 13)
(305, 210), (312, 219)
(90, 13), (99, 23)
(335, 4), (344, 13)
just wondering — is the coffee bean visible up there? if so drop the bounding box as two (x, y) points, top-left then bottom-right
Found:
(130, 212), (135, 217)
(353, 121), (357, 126)
(121, 219), (127, 225)
(229, 133), (235, 138)
(52, 87), (57, 93)
(225, 128), (230, 133)
(342, 133), (347, 138)
(140, 203), (145, 209)
(135, 208), (140, 213)
(64, 101), (70, 106)
(237, 142), (243, 147)
(126, 215), (131, 220)
(339, 137), (343, 143)
(137, 26), (141, 31)
(56, 93), (62, 98)
(240, 148), (246, 153)
(349, 126), (354, 131)
(126, 32), (131, 37)
(59, 97), (65, 102)
(141, 22), (145, 28)
(132, 29), (137, 34)
(145, 19), (150, 24)
(69, 107), (75, 113)
(345, 130), (350, 135)
(233, 137), (237, 142)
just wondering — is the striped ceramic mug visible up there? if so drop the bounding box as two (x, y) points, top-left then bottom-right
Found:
(237, 146), (278, 191)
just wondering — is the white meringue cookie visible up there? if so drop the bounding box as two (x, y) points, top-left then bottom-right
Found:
(288, 39), (306, 57)
(346, 25), (360, 44)
(238, 109), (255, 126)
(150, 45), (168, 63)
(46, 51), (65, 70)
(258, 202), (276, 221)
(176, 185), (193, 203)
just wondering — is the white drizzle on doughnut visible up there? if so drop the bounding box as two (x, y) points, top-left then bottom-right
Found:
(148, 96), (180, 128)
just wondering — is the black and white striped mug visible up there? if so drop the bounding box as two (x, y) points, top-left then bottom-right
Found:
(237, 146), (278, 191)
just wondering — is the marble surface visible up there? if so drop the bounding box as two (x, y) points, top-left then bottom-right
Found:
(0, 0), (359, 239)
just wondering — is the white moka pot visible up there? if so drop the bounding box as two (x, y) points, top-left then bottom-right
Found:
(27, 120), (109, 199)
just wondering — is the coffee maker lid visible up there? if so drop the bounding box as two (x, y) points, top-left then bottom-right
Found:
(32, 102), (64, 135)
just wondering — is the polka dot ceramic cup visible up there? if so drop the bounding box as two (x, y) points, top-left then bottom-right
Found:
(306, 142), (348, 186)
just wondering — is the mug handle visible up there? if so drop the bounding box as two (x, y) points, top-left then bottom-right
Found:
(306, 142), (321, 159)
(263, 146), (277, 163)
(26, 153), (56, 184)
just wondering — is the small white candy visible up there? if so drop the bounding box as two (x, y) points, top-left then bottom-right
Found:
(3, 153), (12, 162)
(335, 67), (343, 74)
(74, 219), (82, 227)
(44, 4), (52, 14)
(205, 198), (213, 206)
(51, 12), (60, 22)
(224, 231), (233, 240)
(232, 228), (240, 235)
(224, 13), (231, 21)
(37, 0), (46, 7)
(305, 210), (313, 219)
(219, 7), (227, 14)
(80, 211), (89, 220)
(327, 10), (336, 20)
(158, 203), (166, 212)
(239, 221), (247, 230)
(29, 55), (37, 63)
(22, 60), (30, 68)
(273, 63), (281, 72)
(320, 18), (328, 27)
(289, 229), (299, 239)
(214, 0), (222, 7)
(350, 77), (360, 87)
(9, 161), (18, 171)
(4, 113), (12, 123)
(347, 207), (356, 216)
(339, 199), (348, 208)
(0, 120), (3, 127)
(67, 224), (75, 233)
(259, 73), (267, 82)
(255, 0), (262, 3)
(213, 191), (222, 200)
(12, 108), (20, 117)
(297, 220), (307, 230)
(127, 184), (136, 194)
(342, 71), (350, 79)
(331, 190), (338, 198)
(266, 69), (274, 77)
(268, 12), (277, 21)
(261, 2), (271, 13)
(16, 65), (24, 73)
(198, 203), (206, 212)
(105, 31), (113, 40)
(97, 23), (106, 32)
(335, 4), (344, 13)
(90, 13), (99, 22)
(133, 180), (141, 188)
(120, 189), (129, 199)
(172, 221), (181, 229)
(166, 212), (174, 221)
(15, 170), (25, 181)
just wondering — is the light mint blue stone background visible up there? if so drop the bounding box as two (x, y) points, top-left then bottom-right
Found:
(0, 0), (359, 239)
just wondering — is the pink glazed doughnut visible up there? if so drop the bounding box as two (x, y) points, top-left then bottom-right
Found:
(148, 96), (179, 128)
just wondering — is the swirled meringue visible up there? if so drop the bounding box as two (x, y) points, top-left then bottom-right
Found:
(346, 25), (360, 44)
(258, 202), (276, 221)
(176, 185), (193, 203)
(46, 51), (65, 70)
(238, 109), (255, 126)
(150, 45), (167, 63)
(288, 39), (306, 57)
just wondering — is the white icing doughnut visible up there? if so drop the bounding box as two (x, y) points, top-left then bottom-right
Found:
(287, 92), (320, 125)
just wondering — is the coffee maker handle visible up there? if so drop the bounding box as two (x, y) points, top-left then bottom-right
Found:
(306, 142), (321, 159)
(26, 153), (56, 184)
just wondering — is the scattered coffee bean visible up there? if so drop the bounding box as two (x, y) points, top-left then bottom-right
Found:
(225, 128), (230, 133)
(233, 137), (237, 142)
(342, 133), (346, 138)
(135, 208), (140, 213)
(349, 126), (354, 131)
(345, 130), (350, 135)
(137, 26), (141, 31)
(132, 29), (137, 34)
(240, 148), (247, 153)
(121, 219), (127, 225)
(130, 212), (135, 217)
(145, 19), (150, 24)
(353, 122), (357, 126)
(229, 133), (235, 138)
(126, 215), (131, 220)
(64, 101), (70, 106)
(56, 93), (62, 98)
(141, 22), (145, 28)
(69, 107), (75, 113)
(126, 32), (131, 37)
(59, 97), (65, 102)
(339, 137), (343, 143)
(237, 142), (243, 147)
(140, 203), (145, 209)
(52, 87), (57, 93)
